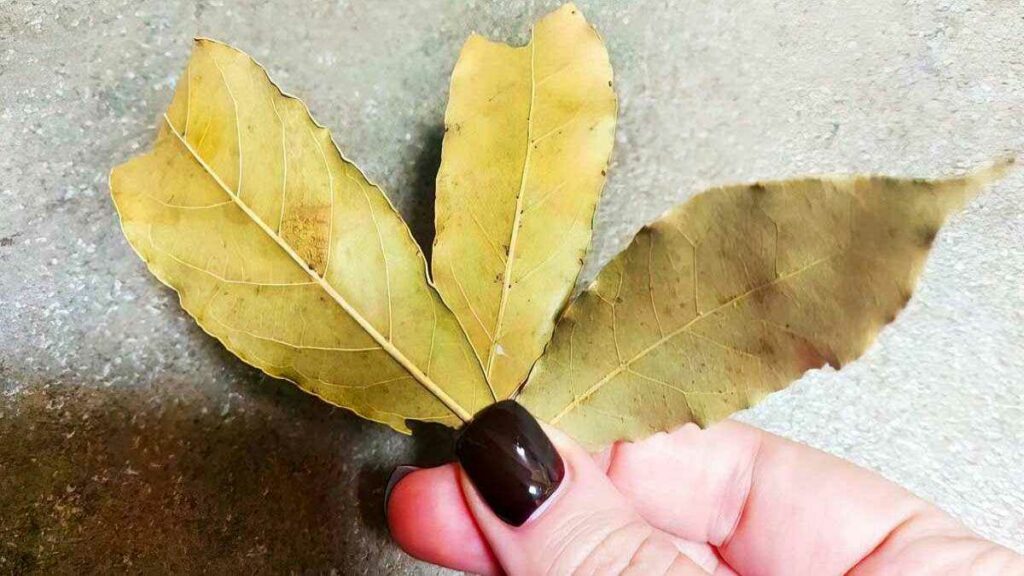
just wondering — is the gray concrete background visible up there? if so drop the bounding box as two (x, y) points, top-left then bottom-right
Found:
(1, 0), (1021, 573)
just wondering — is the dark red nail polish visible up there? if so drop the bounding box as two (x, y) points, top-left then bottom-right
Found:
(455, 400), (565, 527)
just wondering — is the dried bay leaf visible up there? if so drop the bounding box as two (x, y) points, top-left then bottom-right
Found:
(110, 7), (1010, 452)
(110, 39), (493, 433)
(432, 3), (616, 399)
(518, 162), (1013, 448)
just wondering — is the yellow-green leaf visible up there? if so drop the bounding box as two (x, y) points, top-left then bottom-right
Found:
(110, 39), (492, 433)
(432, 3), (617, 399)
(519, 162), (1012, 449)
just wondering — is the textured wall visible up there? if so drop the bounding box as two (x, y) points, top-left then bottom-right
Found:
(1, 0), (1020, 572)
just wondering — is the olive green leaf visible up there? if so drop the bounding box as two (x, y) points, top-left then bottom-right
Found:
(432, 3), (617, 400)
(518, 162), (1013, 449)
(110, 39), (492, 433)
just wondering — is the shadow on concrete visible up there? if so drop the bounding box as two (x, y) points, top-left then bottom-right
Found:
(0, 370), (450, 574)
(404, 124), (445, 262)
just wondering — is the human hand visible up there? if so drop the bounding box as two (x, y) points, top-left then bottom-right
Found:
(387, 401), (1023, 575)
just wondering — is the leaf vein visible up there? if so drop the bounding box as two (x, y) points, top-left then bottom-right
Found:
(550, 251), (841, 424)
(148, 225), (314, 287)
(161, 114), (471, 421)
(208, 312), (382, 353)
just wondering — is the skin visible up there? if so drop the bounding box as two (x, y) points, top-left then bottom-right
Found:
(387, 420), (1024, 575)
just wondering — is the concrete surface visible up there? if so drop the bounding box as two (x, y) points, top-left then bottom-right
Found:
(1, 0), (1022, 572)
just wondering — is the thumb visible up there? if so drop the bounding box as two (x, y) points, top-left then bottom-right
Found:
(455, 400), (709, 576)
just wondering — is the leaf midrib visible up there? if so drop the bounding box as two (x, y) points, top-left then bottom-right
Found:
(161, 114), (472, 422)
(484, 34), (539, 387)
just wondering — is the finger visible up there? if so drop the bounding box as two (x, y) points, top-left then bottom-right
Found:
(386, 462), (732, 575)
(455, 400), (713, 576)
(386, 464), (501, 575)
(848, 510), (1024, 575)
(605, 420), (965, 575)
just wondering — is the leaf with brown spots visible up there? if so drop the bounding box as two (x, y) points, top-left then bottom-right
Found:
(109, 8), (1012, 450)
(518, 162), (1013, 449)
(432, 3), (616, 400)
(110, 39), (492, 433)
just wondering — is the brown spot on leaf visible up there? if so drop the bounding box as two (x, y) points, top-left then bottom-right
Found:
(918, 226), (938, 248)
(752, 287), (770, 306)
(793, 338), (841, 372)
(898, 288), (913, 308)
(280, 206), (330, 275)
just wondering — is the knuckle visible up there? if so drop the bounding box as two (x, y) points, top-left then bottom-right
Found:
(620, 533), (690, 576)
(542, 514), (649, 576)
(550, 522), (693, 576)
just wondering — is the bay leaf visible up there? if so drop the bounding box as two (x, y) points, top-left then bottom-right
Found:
(518, 162), (1013, 448)
(110, 39), (493, 433)
(432, 3), (617, 399)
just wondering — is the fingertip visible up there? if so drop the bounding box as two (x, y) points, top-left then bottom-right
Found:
(386, 464), (501, 576)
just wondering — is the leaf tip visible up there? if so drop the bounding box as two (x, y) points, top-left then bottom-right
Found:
(559, 2), (580, 14)
(191, 36), (216, 48)
(543, 3), (590, 27)
(967, 154), (1017, 187)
